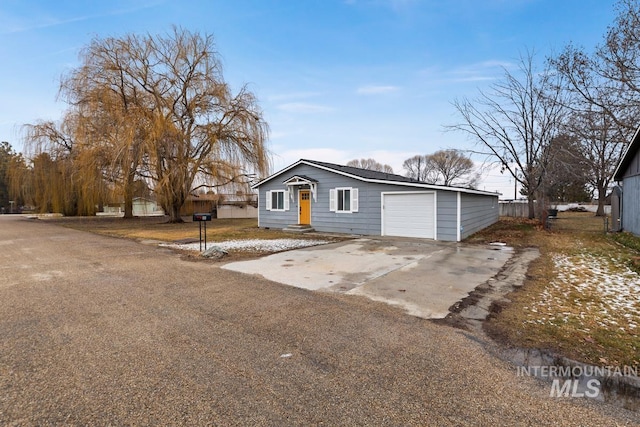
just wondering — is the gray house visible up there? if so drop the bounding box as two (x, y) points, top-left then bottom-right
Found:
(253, 159), (499, 242)
(613, 126), (640, 236)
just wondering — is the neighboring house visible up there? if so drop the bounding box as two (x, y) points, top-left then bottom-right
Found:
(180, 193), (220, 216)
(180, 192), (258, 218)
(613, 126), (640, 236)
(132, 197), (164, 216)
(252, 159), (499, 242)
(99, 197), (164, 217)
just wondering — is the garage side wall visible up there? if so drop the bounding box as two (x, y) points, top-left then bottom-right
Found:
(460, 193), (499, 240)
(622, 175), (640, 236)
(435, 191), (457, 241)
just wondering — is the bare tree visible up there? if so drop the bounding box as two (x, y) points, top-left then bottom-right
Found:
(60, 39), (151, 219)
(551, 0), (640, 215)
(594, 0), (640, 133)
(3, 144), (29, 211)
(347, 158), (394, 174)
(51, 27), (269, 222)
(402, 155), (429, 181)
(543, 134), (592, 204)
(564, 105), (626, 215)
(449, 50), (566, 219)
(22, 116), (107, 215)
(424, 149), (478, 187)
(0, 142), (21, 210)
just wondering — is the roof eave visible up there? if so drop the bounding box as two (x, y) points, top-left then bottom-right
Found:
(251, 159), (306, 189)
(614, 124), (640, 181)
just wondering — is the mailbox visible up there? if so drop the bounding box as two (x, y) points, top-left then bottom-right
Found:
(193, 213), (212, 251)
(193, 213), (212, 221)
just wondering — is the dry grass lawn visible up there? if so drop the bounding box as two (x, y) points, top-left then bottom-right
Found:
(469, 212), (640, 370)
(46, 216), (340, 261)
(47, 216), (297, 243)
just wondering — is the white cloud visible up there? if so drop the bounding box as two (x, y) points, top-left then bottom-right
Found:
(271, 148), (352, 172)
(474, 161), (518, 198)
(449, 60), (514, 79)
(421, 60), (515, 84)
(267, 91), (323, 102)
(1, 2), (163, 35)
(270, 147), (415, 176)
(276, 102), (334, 113)
(356, 85), (400, 95)
(267, 131), (289, 141)
(365, 149), (415, 174)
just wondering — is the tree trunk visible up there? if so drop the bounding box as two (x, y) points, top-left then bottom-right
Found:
(123, 171), (134, 218)
(167, 203), (184, 223)
(527, 196), (536, 219)
(595, 185), (607, 217)
(124, 195), (133, 218)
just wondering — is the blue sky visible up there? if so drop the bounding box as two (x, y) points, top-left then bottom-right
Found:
(0, 0), (618, 196)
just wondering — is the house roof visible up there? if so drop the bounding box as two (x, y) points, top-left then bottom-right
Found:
(253, 158), (499, 196)
(303, 159), (422, 184)
(614, 124), (640, 181)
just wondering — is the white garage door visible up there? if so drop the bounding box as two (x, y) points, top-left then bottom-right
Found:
(382, 192), (435, 239)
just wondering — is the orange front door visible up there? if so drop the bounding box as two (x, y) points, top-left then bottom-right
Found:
(299, 190), (311, 225)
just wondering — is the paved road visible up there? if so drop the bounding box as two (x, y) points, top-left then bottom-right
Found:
(0, 216), (637, 425)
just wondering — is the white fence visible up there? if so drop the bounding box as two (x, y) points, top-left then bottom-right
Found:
(216, 204), (258, 219)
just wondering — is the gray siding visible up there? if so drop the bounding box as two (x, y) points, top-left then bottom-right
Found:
(460, 193), (499, 240)
(257, 162), (497, 241)
(436, 191), (458, 242)
(258, 164), (378, 234)
(622, 147), (640, 179)
(622, 175), (640, 236)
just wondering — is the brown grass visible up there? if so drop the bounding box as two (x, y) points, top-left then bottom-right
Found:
(475, 212), (640, 370)
(46, 216), (303, 243)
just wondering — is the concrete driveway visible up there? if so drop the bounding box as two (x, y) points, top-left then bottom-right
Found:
(222, 237), (513, 319)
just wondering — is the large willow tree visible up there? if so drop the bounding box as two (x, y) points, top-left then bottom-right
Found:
(59, 27), (269, 222)
(22, 114), (108, 216)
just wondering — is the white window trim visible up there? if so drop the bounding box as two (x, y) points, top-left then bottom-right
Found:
(266, 190), (289, 211)
(330, 187), (359, 213)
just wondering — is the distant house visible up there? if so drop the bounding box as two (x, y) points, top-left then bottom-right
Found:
(613, 126), (640, 236)
(252, 159), (499, 241)
(99, 197), (164, 217)
(132, 197), (164, 216)
(180, 193), (220, 216)
(180, 192), (258, 219)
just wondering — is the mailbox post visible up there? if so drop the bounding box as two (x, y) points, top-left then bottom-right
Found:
(193, 213), (212, 251)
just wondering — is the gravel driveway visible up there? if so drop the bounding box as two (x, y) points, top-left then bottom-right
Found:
(0, 216), (637, 425)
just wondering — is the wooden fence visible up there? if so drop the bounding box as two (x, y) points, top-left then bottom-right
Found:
(499, 201), (532, 218)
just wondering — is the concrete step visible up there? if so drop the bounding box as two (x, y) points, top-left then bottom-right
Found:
(283, 224), (315, 233)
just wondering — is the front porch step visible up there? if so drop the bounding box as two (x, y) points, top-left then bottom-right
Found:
(283, 224), (315, 233)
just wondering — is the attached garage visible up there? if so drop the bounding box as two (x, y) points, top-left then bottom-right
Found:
(381, 192), (436, 239)
(254, 159), (499, 242)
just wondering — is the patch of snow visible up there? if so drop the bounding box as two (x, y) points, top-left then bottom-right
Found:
(161, 238), (330, 253)
(524, 253), (640, 334)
